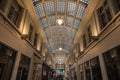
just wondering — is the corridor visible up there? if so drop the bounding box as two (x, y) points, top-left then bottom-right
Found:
(0, 0), (120, 80)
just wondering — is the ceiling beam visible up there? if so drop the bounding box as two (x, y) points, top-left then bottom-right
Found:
(42, 0), (53, 50)
(40, 14), (81, 22)
(63, 0), (68, 49)
(54, 0), (60, 49)
(43, 25), (78, 31)
(70, 0), (79, 38)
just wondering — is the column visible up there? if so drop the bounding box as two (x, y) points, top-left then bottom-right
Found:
(99, 54), (108, 80)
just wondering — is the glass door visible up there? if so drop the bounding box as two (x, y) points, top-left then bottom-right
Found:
(0, 57), (8, 80)
(16, 54), (31, 80)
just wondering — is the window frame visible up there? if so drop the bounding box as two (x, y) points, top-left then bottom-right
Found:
(98, 0), (112, 30)
(7, 0), (22, 27)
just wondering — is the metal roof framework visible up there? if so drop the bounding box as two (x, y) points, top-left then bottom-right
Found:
(32, 0), (89, 53)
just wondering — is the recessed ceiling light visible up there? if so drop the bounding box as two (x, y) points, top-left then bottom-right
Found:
(57, 19), (63, 25)
(59, 47), (62, 51)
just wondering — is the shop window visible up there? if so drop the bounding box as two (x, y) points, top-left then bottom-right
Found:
(98, 0), (112, 30)
(34, 33), (38, 47)
(84, 61), (91, 80)
(90, 57), (102, 80)
(103, 45), (120, 80)
(28, 25), (33, 41)
(16, 54), (31, 80)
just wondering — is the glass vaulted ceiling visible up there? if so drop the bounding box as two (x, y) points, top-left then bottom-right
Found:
(33, 0), (90, 53)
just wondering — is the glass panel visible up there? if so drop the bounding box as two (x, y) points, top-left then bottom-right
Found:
(67, 2), (76, 16)
(103, 46), (120, 80)
(52, 37), (58, 42)
(0, 63), (5, 79)
(63, 37), (67, 43)
(32, 0), (39, 3)
(57, 1), (65, 14)
(76, 4), (86, 19)
(17, 55), (31, 80)
(72, 29), (77, 38)
(65, 27), (71, 36)
(45, 1), (54, 15)
(74, 20), (80, 29)
(45, 28), (50, 37)
(51, 27), (57, 36)
(41, 18), (48, 28)
(66, 17), (73, 26)
(49, 41), (54, 49)
(49, 16), (56, 26)
(7, 1), (21, 26)
(90, 57), (102, 80)
(58, 27), (64, 35)
(35, 4), (45, 18)
(79, 0), (90, 4)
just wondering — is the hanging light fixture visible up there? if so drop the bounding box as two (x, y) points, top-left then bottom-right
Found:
(57, 17), (64, 25)
(59, 47), (62, 51)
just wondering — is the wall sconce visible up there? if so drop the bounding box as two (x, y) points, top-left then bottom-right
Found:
(21, 34), (29, 40)
(78, 50), (84, 54)
(91, 36), (99, 41)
